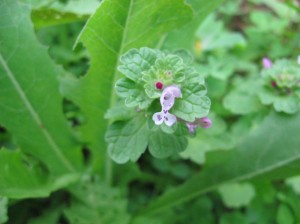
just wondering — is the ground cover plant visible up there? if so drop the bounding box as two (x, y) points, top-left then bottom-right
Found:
(1, 0), (300, 223)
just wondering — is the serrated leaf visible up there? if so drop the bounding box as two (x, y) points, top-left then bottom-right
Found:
(115, 78), (152, 109)
(60, 0), (193, 171)
(148, 125), (188, 158)
(106, 115), (148, 164)
(173, 84), (211, 122)
(118, 47), (160, 82)
(0, 0), (81, 190)
(136, 111), (300, 216)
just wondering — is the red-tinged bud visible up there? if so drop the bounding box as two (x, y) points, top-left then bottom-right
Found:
(271, 81), (277, 88)
(155, 81), (164, 90)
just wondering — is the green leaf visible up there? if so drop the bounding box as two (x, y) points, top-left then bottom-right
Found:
(0, 0), (82, 180)
(218, 182), (256, 208)
(173, 83), (211, 122)
(148, 125), (188, 158)
(64, 177), (130, 224)
(277, 204), (295, 224)
(115, 78), (152, 109)
(223, 79), (262, 115)
(135, 111), (300, 216)
(61, 0), (193, 171)
(106, 115), (148, 164)
(0, 149), (79, 198)
(0, 197), (8, 224)
(162, 0), (225, 51)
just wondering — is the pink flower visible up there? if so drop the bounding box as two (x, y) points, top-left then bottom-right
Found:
(152, 85), (181, 127)
(262, 57), (272, 69)
(152, 109), (177, 126)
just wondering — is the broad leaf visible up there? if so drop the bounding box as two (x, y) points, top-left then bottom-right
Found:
(162, 0), (224, 50)
(0, 0), (82, 197)
(136, 111), (300, 216)
(61, 0), (193, 171)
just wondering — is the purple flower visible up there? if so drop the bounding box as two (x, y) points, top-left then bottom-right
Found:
(152, 85), (181, 126)
(186, 122), (198, 134)
(262, 57), (272, 69)
(152, 109), (177, 126)
(199, 117), (212, 129)
(186, 117), (212, 133)
(160, 85), (181, 110)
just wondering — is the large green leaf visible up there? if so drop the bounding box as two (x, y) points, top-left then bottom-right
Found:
(161, 0), (224, 50)
(135, 111), (300, 216)
(0, 0), (82, 197)
(61, 0), (193, 172)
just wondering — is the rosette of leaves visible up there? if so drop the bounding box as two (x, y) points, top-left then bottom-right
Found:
(259, 60), (300, 114)
(106, 47), (211, 163)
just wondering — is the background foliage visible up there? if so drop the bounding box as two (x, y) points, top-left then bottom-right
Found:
(1, 0), (300, 223)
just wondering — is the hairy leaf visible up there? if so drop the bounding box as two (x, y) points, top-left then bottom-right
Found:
(106, 115), (148, 164)
(173, 84), (211, 122)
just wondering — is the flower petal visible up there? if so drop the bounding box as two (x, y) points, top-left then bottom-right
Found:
(164, 85), (181, 98)
(164, 113), (177, 126)
(262, 57), (272, 69)
(152, 112), (164, 125)
(160, 91), (175, 110)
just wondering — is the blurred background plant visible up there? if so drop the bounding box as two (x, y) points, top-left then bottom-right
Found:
(1, 0), (300, 223)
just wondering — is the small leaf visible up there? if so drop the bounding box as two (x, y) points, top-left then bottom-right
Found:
(148, 125), (188, 158)
(218, 182), (256, 208)
(118, 47), (160, 81)
(115, 78), (152, 109)
(0, 197), (8, 224)
(173, 84), (211, 122)
(106, 115), (148, 164)
(276, 204), (295, 224)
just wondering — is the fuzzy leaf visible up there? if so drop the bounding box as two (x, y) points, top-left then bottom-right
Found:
(0, 0), (81, 187)
(60, 0), (193, 171)
(172, 84), (211, 122)
(148, 125), (188, 158)
(106, 115), (148, 164)
(118, 47), (160, 81)
(115, 78), (152, 109)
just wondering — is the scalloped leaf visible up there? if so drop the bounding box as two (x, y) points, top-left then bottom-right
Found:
(148, 125), (188, 158)
(172, 84), (211, 122)
(105, 115), (148, 164)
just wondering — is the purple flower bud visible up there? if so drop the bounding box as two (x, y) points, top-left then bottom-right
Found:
(262, 57), (272, 69)
(199, 117), (212, 129)
(271, 80), (277, 88)
(186, 122), (198, 134)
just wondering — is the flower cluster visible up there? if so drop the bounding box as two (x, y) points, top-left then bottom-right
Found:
(115, 47), (211, 133)
(259, 56), (300, 114)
